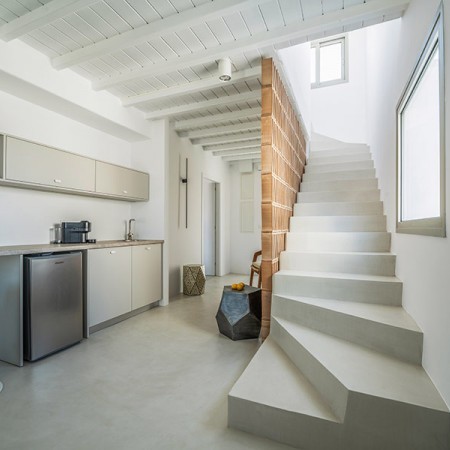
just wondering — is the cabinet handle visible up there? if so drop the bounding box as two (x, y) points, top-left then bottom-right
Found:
(145, 247), (152, 251)
(54, 179), (62, 183)
(110, 250), (116, 254)
(123, 190), (128, 194)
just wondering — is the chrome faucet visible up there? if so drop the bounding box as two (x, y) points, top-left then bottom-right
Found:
(126, 219), (135, 241)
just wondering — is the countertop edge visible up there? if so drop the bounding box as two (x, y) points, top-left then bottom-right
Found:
(0, 240), (164, 256)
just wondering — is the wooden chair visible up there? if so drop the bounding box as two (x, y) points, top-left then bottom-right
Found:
(249, 250), (262, 288)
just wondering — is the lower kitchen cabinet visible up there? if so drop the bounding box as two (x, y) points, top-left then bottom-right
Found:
(132, 244), (162, 310)
(88, 246), (132, 328)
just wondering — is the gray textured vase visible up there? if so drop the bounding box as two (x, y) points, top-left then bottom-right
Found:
(216, 285), (262, 340)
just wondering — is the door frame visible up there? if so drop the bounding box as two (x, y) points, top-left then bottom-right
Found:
(201, 175), (221, 276)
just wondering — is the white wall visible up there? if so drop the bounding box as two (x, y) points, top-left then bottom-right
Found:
(366, 0), (450, 406)
(278, 43), (312, 136)
(229, 163), (262, 275)
(311, 28), (368, 143)
(0, 90), (138, 245)
(168, 128), (231, 297)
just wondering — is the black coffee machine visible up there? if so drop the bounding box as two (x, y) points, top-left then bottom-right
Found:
(61, 221), (93, 243)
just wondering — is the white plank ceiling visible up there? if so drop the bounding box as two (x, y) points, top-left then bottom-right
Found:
(0, 0), (409, 161)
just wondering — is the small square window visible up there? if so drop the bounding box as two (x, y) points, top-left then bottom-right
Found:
(311, 36), (348, 88)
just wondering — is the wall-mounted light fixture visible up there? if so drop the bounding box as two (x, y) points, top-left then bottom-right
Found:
(218, 57), (232, 81)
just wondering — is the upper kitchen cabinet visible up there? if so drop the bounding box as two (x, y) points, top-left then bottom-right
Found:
(95, 161), (149, 201)
(5, 136), (95, 192)
(0, 134), (149, 202)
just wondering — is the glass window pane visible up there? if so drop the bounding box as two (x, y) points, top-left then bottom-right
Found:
(401, 46), (440, 221)
(310, 47), (316, 83)
(320, 42), (342, 83)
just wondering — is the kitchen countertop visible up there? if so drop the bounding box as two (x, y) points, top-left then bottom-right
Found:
(0, 240), (164, 256)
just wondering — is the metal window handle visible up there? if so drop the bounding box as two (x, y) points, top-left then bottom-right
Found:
(110, 250), (116, 254)
(54, 179), (62, 183)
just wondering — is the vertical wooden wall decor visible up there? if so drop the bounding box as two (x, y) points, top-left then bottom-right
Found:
(260, 58), (307, 339)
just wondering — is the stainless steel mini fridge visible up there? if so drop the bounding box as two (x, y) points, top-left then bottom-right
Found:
(24, 252), (83, 361)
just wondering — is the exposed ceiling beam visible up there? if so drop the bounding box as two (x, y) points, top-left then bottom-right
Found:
(179, 121), (260, 139)
(145, 91), (260, 120)
(174, 108), (261, 131)
(122, 67), (261, 107)
(0, 0), (98, 41)
(92, 0), (410, 91)
(213, 148), (261, 157)
(203, 139), (261, 152)
(223, 154), (261, 162)
(193, 131), (261, 146)
(51, 0), (271, 70)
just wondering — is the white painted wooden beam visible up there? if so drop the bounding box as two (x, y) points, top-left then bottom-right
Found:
(51, 0), (271, 70)
(122, 67), (261, 107)
(179, 121), (261, 139)
(223, 154), (262, 162)
(203, 139), (261, 152)
(145, 91), (260, 120)
(174, 108), (261, 131)
(213, 147), (261, 157)
(92, 0), (410, 91)
(193, 131), (261, 146)
(0, 0), (98, 41)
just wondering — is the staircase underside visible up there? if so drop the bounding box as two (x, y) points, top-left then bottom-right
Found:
(228, 136), (450, 449)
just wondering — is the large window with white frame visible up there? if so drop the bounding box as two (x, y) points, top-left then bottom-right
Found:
(311, 35), (348, 88)
(397, 4), (445, 237)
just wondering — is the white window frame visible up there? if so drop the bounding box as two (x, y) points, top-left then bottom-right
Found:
(311, 35), (348, 89)
(396, 4), (445, 237)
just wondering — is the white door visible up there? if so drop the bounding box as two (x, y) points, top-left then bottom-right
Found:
(202, 178), (216, 276)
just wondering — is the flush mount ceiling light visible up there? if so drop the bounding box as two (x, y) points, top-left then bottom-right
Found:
(218, 57), (232, 81)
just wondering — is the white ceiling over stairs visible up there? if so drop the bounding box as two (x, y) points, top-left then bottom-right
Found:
(0, 0), (410, 161)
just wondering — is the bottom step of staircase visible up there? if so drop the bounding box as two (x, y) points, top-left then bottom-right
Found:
(228, 337), (341, 450)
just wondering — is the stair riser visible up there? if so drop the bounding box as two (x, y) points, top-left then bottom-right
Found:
(272, 296), (423, 364)
(344, 394), (450, 450)
(308, 153), (372, 165)
(297, 190), (380, 203)
(273, 274), (403, 306)
(302, 169), (376, 183)
(305, 160), (374, 174)
(271, 318), (348, 422)
(309, 148), (370, 158)
(290, 215), (387, 232)
(279, 252), (396, 276)
(294, 202), (384, 217)
(301, 179), (378, 193)
(286, 232), (391, 252)
(228, 396), (343, 450)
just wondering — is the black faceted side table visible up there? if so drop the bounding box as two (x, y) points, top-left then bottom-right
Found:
(216, 285), (262, 340)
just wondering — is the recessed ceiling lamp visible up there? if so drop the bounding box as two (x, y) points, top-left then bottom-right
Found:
(218, 57), (232, 81)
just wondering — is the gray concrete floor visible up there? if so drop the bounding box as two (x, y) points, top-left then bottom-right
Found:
(0, 275), (293, 450)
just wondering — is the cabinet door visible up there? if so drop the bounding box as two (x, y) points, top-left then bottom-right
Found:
(5, 136), (95, 191)
(88, 247), (131, 327)
(132, 244), (162, 310)
(96, 161), (149, 200)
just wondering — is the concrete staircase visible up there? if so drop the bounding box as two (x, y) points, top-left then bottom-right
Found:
(228, 138), (450, 449)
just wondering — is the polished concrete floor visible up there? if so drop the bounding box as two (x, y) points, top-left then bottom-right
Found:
(0, 275), (293, 450)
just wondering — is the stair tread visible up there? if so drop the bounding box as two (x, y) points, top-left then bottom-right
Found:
(229, 337), (340, 423)
(274, 318), (448, 412)
(282, 251), (393, 256)
(273, 294), (420, 332)
(276, 269), (400, 283)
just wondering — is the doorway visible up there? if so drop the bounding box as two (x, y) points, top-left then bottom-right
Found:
(202, 177), (219, 276)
